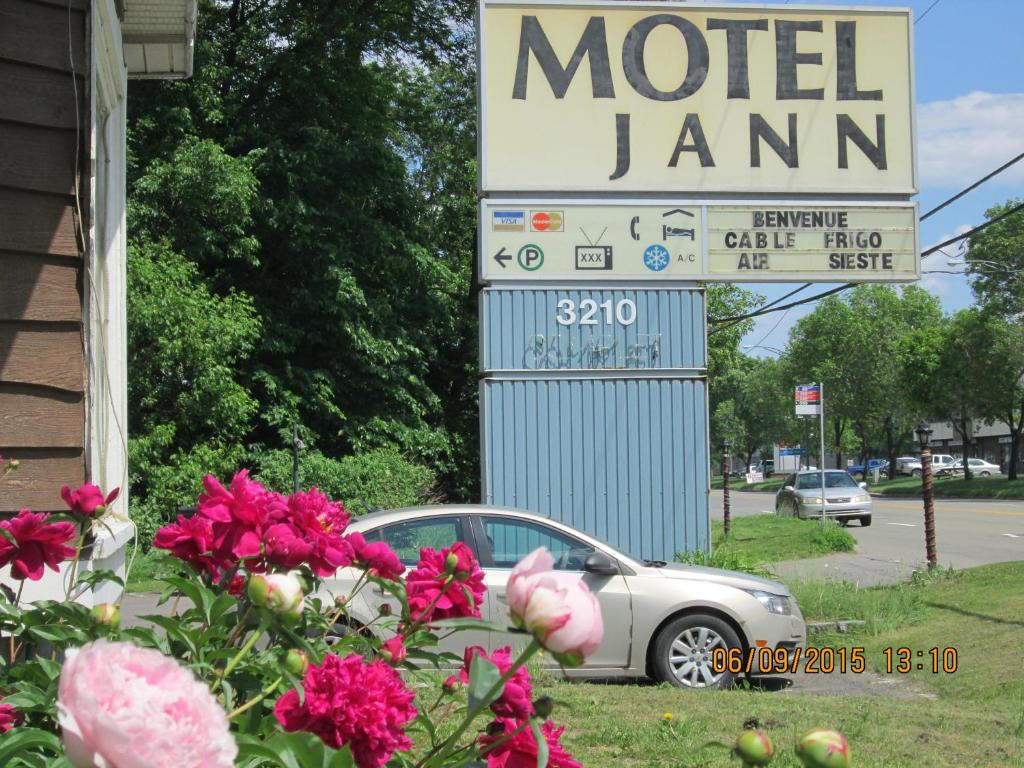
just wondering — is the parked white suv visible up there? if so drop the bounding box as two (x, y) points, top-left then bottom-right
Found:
(930, 454), (958, 475)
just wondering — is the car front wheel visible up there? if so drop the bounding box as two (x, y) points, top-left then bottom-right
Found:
(912, 469), (922, 478)
(860, 515), (872, 527)
(652, 614), (742, 689)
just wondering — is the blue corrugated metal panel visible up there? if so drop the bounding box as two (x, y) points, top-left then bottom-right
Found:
(481, 376), (709, 561)
(481, 288), (705, 371)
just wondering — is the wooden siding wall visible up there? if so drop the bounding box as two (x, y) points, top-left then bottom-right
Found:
(0, 0), (89, 511)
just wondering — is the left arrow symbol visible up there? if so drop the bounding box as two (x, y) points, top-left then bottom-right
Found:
(494, 247), (511, 268)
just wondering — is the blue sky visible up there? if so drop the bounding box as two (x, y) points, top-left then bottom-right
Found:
(730, 0), (1024, 355)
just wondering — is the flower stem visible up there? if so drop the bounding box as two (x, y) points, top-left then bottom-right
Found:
(8, 582), (24, 662)
(214, 619), (267, 692)
(64, 528), (86, 601)
(227, 675), (283, 719)
(418, 638), (542, 768)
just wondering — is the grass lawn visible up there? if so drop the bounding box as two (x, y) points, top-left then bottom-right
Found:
(536, 562), (1024, 766)
(866, 474), (1024, 499)
(124, 547), (181, 592)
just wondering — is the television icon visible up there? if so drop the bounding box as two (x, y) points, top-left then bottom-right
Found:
(575, 245), (613, 270)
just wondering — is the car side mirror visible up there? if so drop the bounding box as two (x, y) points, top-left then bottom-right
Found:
(583, 553), (619, 576)
(859, 482), (867, 490)
(783, 485), (794, 492)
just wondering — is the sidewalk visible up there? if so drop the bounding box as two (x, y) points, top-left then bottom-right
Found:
(771, 552), (924, 586)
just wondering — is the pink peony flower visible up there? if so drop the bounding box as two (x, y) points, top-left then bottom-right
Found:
(480, 718), (581, 768)
(263, 522), (314, 570)
(406, 543), (485, 622)
(505, 548), (603, 666)
(346, 532), (404, 581)
(0, 697), (20, 733)
(274, 653), (417, 768)
(152, 514), (218, 579)
(284, 489), (352, 577)
(460, 646), (533, 720)
(57, 640), (236, 768)
(380, 636), (406, 665)
(197, 470), (286, 566)
(0, 510), (77, 581)
(61, 483), (119, 517)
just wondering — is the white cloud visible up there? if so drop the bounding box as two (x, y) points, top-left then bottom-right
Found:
(917, 92), (1024, 189)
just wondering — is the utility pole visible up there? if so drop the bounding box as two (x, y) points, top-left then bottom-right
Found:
(722, 439), (731, 539)
(916, 423), (938, 568)
(818, 382), (826, 524)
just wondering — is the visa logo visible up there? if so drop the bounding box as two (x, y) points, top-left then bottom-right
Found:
(493, 210), (525, 231)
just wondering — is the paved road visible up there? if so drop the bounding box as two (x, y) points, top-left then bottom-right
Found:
(711, 489), (1024, 584)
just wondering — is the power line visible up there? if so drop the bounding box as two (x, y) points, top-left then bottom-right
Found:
(915, 0), (943, 24)
(920, 151), (1024, 223)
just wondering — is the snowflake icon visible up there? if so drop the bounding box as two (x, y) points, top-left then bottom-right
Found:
(643, 244), (670, 272)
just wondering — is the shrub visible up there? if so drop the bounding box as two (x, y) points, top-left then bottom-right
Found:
(253, 448), (439, 516)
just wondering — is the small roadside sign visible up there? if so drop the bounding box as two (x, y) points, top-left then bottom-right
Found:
(795, 384), (821, 416)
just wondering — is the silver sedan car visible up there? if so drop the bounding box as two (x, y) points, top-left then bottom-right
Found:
(775, 470), (873, 526)
(321, 505), (806, 689)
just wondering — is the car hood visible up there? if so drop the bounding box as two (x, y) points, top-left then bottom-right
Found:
(654, 563), (792, 596)
(793, 487), (864, 499)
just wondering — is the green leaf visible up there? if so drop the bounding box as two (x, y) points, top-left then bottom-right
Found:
(431, 617), (510, 634)
(467, 654), (501, 712)
(26, 625), (82, 644)
(528, 717), (549, 768)
(76, 569), (125, 589)
(0, 728), (62, 763)
(326, 746), (355, 768)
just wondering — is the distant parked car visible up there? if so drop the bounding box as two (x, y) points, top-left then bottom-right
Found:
(930, 454), (958, 476)
(847, 459), (889, 480)
(895, 456), (922, 477)
(948, 458), (1002, 477)
(775, 470), (873, 526)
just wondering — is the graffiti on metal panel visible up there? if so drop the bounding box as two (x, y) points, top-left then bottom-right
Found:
(523, 334), (661, 369)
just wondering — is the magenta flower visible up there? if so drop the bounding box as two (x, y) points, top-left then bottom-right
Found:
(152, 514), (218, 579)
(406, 543), (485, 622)
(480, 718), (581, 768)
(274, 653), (417, 768)
(60, 483), (119, 517)
(346, 532), (404, 581)
(460, 646), (533, 720)
(263, 522), (314, 570)
(0, 510), (77, 581)
(280, 489), (352, 576)
(198, 470), (285, 565)
(0, 697), (20, 733)
(57, 640), (236, 768)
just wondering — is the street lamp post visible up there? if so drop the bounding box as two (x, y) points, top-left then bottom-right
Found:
(916, 423), (938, 569)
(722, 439), (731, 539)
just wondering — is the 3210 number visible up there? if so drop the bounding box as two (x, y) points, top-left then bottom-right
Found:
(555, 298), (637, 327)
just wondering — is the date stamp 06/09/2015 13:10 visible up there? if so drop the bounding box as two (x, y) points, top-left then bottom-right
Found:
(711, 646), (960, 676)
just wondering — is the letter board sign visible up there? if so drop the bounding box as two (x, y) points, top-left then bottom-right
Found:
(479, 1), (915, 194)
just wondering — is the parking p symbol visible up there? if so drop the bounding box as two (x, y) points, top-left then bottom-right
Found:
(517, 244), (544, 271)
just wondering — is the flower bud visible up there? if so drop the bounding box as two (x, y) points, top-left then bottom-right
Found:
(533, 696), (554, 719)
(380, 636), (406, 665)
(734, 729), (774, 766)
(284, 649), (309, 676)
(378, 602), (392, 617)
(89, 603), (120, 630)
(442, 675), (460, 693)
(8, 460), (19, 469)
(248, 572), (304, 616)
(334, 594), (348, 607)
(444, 551), (460, 576)
(796, 729), (850, 768)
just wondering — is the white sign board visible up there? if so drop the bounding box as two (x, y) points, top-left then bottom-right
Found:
(480, 1), (915, 194)
(481, 200), (919, 282)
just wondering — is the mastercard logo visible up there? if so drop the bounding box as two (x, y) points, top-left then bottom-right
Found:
(530, 211), (564, 232)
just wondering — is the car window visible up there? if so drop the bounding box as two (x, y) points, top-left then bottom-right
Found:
(367, 518), (464, 566)
(969, 459), (983, 466)
(797, 472), (859, 489)
(481, 517), (595, 571)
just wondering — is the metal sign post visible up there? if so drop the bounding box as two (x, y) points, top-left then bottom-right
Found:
(819, 382), (827, 524)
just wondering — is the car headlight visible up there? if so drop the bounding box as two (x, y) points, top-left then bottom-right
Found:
(803, 497), (824, 505)
(746, 590), (793, 616)
(853, 494), (870, 503)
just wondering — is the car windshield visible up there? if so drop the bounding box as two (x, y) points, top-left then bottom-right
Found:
(797, 472), (859, 490)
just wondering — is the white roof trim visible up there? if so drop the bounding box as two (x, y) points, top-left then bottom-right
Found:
(122, 0), (197, 79)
